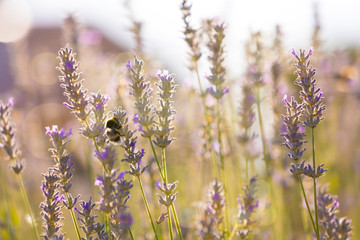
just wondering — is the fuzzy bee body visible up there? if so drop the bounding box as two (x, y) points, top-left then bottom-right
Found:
(106, 118), (123, 143)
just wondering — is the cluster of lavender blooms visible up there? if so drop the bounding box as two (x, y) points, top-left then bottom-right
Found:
(236, 176), (259, 239)
(282, 48), (352, 239)
(56, 45), (135, 239)
(197, 179), (225, 240)
(127, 56), (182, 239)
(0, 98), (24, 174)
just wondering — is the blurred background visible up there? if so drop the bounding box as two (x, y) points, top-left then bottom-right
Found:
(1, 0), (360, 239)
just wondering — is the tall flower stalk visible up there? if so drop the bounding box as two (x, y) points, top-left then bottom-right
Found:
(45, 126), (81, 239)
(181, 0), (218, 180)
(205, 21), (230, 237)
(292, 48), (326, 239)
(154, 71), (182, 240)
(283, 48), (327, 239)
(0, 98), (39, 240)
(127, 58), (183, 239)
(245, 32), (270, 176)
(238, 84), (256, 181)
(111, 107), (158, 240)
(197, 179), (225, 239)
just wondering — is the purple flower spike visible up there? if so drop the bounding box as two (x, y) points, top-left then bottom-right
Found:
(291, 48), (297, 57)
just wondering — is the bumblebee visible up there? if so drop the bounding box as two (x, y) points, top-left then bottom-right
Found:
(106, 118), (123, 143)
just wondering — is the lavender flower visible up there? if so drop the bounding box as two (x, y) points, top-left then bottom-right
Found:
(237, 176), (259, 239)
(245, 32), (265, 86)
(281, 96), (307, 162)
(318, 187), (353, 239)
(95, 171), (118, 214)
(181, 0), (202, 67)
(57, 45), (89, 121)
(238, 84), (256, 144)
(45, 126), (74, 192)
(292, 48), (325, 128)
(206, 21), (228, 100)
(0, 98), (24, 174)
(75, 197), (98, 239)
(127, 57), (155, 138)
(95, 145), (117, 173)
(153, 71), (177, 148)
(40, 171), (64, 239)
(109, 172), (134, 239)
(197, 179), (224, 239)
(156, 181), (178, 208)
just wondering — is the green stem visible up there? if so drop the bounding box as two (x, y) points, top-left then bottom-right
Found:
(162, 148), (183, 240)
(105, 213), (110, 238)
(170, 203), (183, 240)
(65, 192), (82, 240)
(129, 228), (135, 240)
(161, 149), (173, 239)
(255, 87), (268, 174)
(297, 175), (317, 234)
(194, 61), (204, 95)
(195, 62), (218, 179)
(244, 128), (249, 183)
(149, 138), (165, 180)
(161, 148), (168, 183)
(311, 128), (320, 240)
(216, 100), (230, 238)
(16, 174), (39, 240)
(137, 177), (159, 240)
(167, 206), (173, 240)
(0, 164), (15, 240)
(229, 223), (239, 240)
